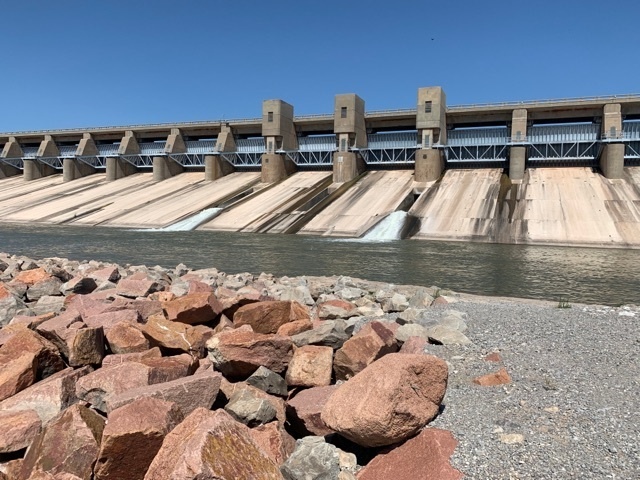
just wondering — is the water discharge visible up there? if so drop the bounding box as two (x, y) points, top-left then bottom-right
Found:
(361, 211), (408, 242)
(156, 207), (223, 232)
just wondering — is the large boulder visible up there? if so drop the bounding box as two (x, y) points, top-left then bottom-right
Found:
(290, 319), (350, 350)
(0, 409), (41, 453)
(250, 421), (295, 466)
(333, 321), (398, 381)
(105, 322), (149, 354)
(233, 300), (310, 334)
(0, 329), (65, 379)
(321, 353), (448, 447)
(224, 386), (278, 427)
(0, 353), (37, 402)
(281, 436), (356, 480)
(206, 325), (293, 378)
(143, 408), (283, 479)
(19, 404), (105, 480)
(285, 345), (333, 388)
(247, 366), (288, 397)
(0, 366), (91, 424)
(94, 398), (183, 480)
(356, 428), (463, 480)
(105, 369), (222, 416)
(162, 293), (223, 325)
(286, 385), (337, 437)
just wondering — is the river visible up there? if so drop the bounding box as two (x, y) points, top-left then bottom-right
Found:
(1, 222), (638, 306)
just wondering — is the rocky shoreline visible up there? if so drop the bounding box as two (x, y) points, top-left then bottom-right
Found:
(0, 253), (638, 479)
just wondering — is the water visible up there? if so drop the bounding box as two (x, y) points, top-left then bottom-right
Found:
(146, 208), (223, 232)
(361, 211), (407, 241)
(1, 222), (639, 306)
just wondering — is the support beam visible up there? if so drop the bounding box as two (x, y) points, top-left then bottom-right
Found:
(509, 109), (528, 181)
(261, 100), (298, 183)
(0, 137), (22, 178)
(154, 129), (185, 181)
(63, 133), (97, 182)
(205, 125), (236, 181)
(0, 162), (20, 179)
(600, 104), (624, 179)
(108, 131), (139, 181)
(415, 87), (446, 182)
(333, 94), (366, 183)
(24, 136), (57, 181)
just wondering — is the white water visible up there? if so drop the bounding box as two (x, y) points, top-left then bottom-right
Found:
(153, 207), (223, 232)
(361, 210), (408, 241)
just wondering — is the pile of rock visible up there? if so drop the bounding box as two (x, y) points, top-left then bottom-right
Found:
(0, 253), (465, 479)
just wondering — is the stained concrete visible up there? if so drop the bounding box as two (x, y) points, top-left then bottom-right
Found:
(410, 167), (640, 247)
(299, 170), (416, 237)
(199, 172), (332, 233)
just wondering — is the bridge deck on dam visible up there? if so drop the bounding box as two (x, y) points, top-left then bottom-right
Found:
(199, 172), (333, 233)
(299, 170), (416, 237)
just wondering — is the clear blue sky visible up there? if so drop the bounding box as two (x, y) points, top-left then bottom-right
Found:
(1, 0), (638, 132)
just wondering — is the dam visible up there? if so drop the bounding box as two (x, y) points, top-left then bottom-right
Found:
(1, 87), (640, 247)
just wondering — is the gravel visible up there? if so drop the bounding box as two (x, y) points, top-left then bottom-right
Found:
(419, 297), (640, 479)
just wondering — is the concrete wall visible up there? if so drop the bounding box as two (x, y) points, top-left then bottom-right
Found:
(600, 104), (624, 179)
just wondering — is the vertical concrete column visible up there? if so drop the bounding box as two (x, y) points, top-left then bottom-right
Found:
(509, 109), (528, 181)
(205, 125), (236, 181)
(66, 133), (98, 181)
(261, 100), (298, 183)
(25, 135), (57, 181)
(415, 87), (446, 182)
(109, 131), (139, 181)
(333, 94), (366, 183)
(600, 104), (624, 179)
(0, 137), (23, 178)
(154, 128), (185, 181)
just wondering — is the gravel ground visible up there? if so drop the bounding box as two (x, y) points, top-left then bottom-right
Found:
(418, 296), (639, 479)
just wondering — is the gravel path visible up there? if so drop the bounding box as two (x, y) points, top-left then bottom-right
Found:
(420, 297), (639, 479)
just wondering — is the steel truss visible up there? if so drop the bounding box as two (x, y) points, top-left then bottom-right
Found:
(168, 153), (206, 168)
(77, 156), (108, 169)
(626, 142), (640, 159)
(37, 157), (64, 169)
(528, 141), (599, 162)
(285, 150), (334, 166)
(358, 147), (416, 165)
(120, 154), (154, 168)
(220, 152), (262, 168)
(0, 157), (24, 170)
(443, 144), (509, 162)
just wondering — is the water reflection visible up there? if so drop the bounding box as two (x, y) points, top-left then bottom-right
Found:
(1, 223), (638, 306)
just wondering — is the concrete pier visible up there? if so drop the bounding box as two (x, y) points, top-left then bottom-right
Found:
(415, 87), (446, 182)
(0, 137), (24, 179)
(109, 131), (138, 181)
(509, 109), (528, 181)
(600, 104), (624, 179)
(261, 100), (297, 183)
(206, 125), (237, 181)
(65, 133), (98, 182)
(333, 94), (366, 183)
(154, 129), (185, 181)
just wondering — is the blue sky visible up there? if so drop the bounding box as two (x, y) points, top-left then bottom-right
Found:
(1, 0), (638, 132)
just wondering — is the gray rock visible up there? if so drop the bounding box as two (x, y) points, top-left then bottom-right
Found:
(174, 263), (189, 277)
(355, 304), (384, 317)
(94, 280), (117, 293)
(60, 277), (97, 295)
(224, 387), (277, 427)
(170, 278), (190, 297)
(396, 323), (432, 343)
(271, 285), (315, 306)
(247, 366), (288, 397)
(281, 436), (340, 480)
(336, 287), (365, 301)
(30, 295), (66, 316)
(426, 324), (472, 345)
(440, 311), (468, 333)
(395, 307), (425, 325)
(0, 259), (7, 273)
(291, 319), (350, 350)
(381, 292), (409, 312)
(26, 277), (63, 302)
(0, 295), (27, 327)
(407, 289), (435, 309)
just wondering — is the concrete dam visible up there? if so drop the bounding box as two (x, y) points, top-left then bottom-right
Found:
(2, 87), (640, 247)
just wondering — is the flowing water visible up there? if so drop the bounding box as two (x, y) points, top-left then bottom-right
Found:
(1, 222), (639, 306)
(147, 208), (223, 232)
(361, 211), (408, 241)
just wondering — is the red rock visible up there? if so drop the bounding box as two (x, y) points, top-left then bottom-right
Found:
(36, 310), (82, 338)
(356, 428), (463, 480)
(0, 353), (37, 402)
(63, 295), (116, 319)
(473, 367), (512, 386)
(13, 268), (50, 286)
(0, 323), (28, 347)
(148, 291), (175, 302)
(19, 404), (105, 480)
(212, 314), (234, 334)
(206, 325), (293, 378)
(0, 366), (91, 424)
(322, 353), (448, 447)
(123, 299), (163, 321)
(105, 322), (149, 354)
(75, 358), (190, 412)
(83, 309), (141, 332)
(286, 385), (338, 436)
(144, 408), (283, 479)
(0, 282), (12, 300)
(276, 318), (313, 337)
(285, 345), (333, 388)
(317, 299), (357, 319)
(484, 352), (503, 363)
(88, 266), (120, 284)
(94, 398), (183, 480)
(333, 321), (399, 381)
(9, 312), (56, 329)
(0, 328), (65, 379)
(138, 353), (198, 378)
(217, 287), (268, 318)
(399, 336), (429, 354)
(187, 280), (213, 294)
(67, 327), (105, 367)
(0, 409), (41, 453)
(250, 421), (296, 466)
(432, 296), (449, 306)
(105, 369), (222, 416)
(233, 300), (310, 334)
(162, 292), (223, 325)
(116, 278), (159, 298)
(0, 459), (23, 479)
(101, 347), (162, 368)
